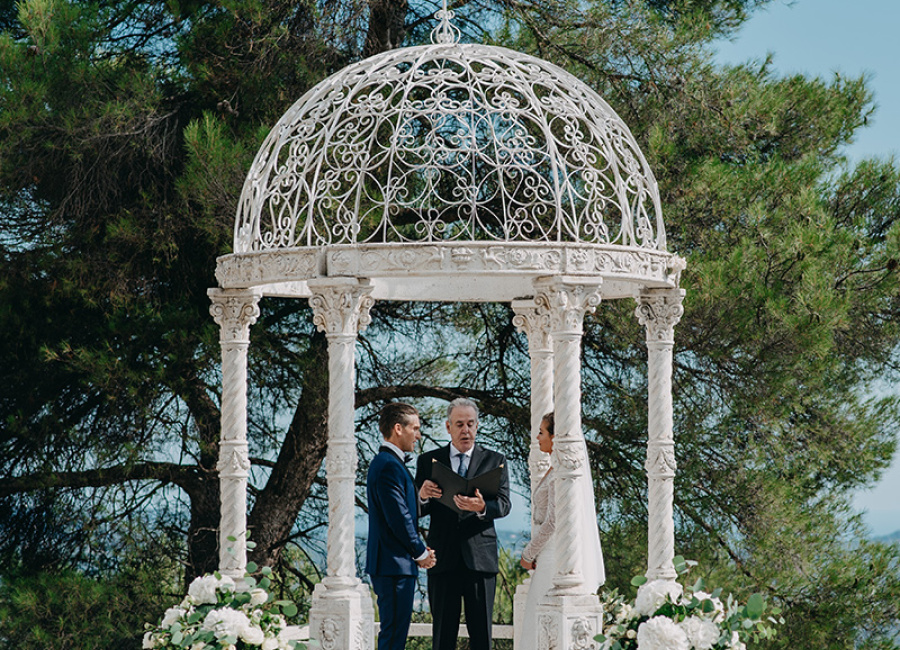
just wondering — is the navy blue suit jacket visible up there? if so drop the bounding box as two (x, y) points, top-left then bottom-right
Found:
(366, 447), (428, 577)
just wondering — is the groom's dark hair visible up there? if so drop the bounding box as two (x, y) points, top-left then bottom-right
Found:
(541, 411), (555, 435)
(379, 402), (419, 438)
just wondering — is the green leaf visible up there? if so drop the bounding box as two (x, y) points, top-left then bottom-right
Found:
(246, 561), (259, 574)
(594, 634), (607, 642)
(246, 540), (257, 549)
(746, 593), (765, 619)
(631, 575), (648, 587)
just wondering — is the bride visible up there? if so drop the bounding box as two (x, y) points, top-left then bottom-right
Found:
(518, 413), (605, 648)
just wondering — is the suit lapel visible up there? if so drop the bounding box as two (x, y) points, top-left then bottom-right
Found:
(466, 444), (485, 478)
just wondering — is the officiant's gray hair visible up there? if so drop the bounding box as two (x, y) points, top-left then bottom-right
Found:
(446, 397), (479, 423)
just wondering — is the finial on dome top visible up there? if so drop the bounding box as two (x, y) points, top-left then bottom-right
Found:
(431, 0), (461, 44)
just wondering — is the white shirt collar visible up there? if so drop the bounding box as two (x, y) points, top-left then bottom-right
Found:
(382, 440), (406, 461)
(450, 443), (473, 458)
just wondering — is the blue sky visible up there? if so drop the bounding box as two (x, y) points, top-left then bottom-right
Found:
(715, 0), (900, 536)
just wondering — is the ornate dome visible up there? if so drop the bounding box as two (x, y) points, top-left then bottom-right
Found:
(217, 12), (682, 301)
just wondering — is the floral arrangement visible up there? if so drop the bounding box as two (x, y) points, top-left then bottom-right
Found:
(595, 557), (783, 650)
(143, 558), (305, 650)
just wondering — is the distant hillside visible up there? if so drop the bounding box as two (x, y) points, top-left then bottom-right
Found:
(877, 530), (900, 545)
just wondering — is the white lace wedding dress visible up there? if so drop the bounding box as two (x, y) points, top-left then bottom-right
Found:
(519, 463), (605, 650)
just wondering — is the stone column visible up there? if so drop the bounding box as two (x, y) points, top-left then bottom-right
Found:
(635, 288), (685, 586)
(531, 276), (604, 650)
(208, 288), (262, 579)
(307, 277), (376, 650)
(510, 300), (554, 650)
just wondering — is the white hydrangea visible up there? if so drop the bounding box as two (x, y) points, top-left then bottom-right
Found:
(142, 631), (157, 649)
(188, 575), (221, 604)
(202, 607), (252, 640)
(679, 615), (720, 650)
(262, 638), (280, 650)
(635, 580), (684, 617)
(636, 616), (690, 650)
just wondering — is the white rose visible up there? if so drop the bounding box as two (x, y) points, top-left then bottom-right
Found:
(262, 638), (280, 650)
(241, 624), (266, 645)
(202, 607), (252, 639)
(679, 615), (720, 650)
(250, 588), (269, 606)
(142, 631), (156, 649)
(636, 616), (690, 650)
(161, 606), (185, 627)
(191, 643), (207, 650)
(635, 580), (683, 617)
(188, 575), (220, 604)
(626, 629), (637, 639)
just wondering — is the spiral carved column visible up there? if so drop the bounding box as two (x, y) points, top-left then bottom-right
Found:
(512, 300), (554, 515)
(635, 289), (684, 583)
(511, 300), (554, 650)
(208, 288), (262, 579)
(530, 277), (604, 650)
(307, 278), (376, 650)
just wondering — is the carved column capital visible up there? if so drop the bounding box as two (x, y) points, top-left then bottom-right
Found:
(208, 289), (263, 344)
(308, 278), (375, 339)
(635, 289), (685, 344)
(512, 299), (553, 353)
(533, 276), (603, 336)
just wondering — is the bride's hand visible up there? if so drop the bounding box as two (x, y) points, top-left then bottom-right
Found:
(520, 557), (536, 570)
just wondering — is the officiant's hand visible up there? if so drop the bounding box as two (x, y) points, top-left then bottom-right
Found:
(419, 479), (442, 501)
(454, 488), (486, 514)
(520, 557), (536, 570)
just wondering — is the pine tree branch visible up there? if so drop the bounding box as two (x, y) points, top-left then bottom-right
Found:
(0, 461), (200, 499)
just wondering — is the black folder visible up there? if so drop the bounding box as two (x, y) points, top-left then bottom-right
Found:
(430, 459), (504, 515)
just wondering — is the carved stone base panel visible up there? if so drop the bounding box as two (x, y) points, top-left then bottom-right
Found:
(308, 581), (375, 650)
(535, 595), (603, 650)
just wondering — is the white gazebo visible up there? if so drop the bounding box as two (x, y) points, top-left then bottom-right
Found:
(208, 8), (685, 649)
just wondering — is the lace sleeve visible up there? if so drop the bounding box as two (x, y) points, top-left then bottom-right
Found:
(522, 475), (555, 562)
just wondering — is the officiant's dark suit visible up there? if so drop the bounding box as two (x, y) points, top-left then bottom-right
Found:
(415, 398), (511, 650)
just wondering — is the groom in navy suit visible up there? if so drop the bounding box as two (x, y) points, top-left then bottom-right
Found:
(366, 403), (436, 650)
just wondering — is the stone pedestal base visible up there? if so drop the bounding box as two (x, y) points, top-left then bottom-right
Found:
(308, 579), (375, 650)
(535, 594), (603, 650)
(513, 577), (531, 650)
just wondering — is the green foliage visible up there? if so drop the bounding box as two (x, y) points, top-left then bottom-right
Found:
(0, 563), (177, 650)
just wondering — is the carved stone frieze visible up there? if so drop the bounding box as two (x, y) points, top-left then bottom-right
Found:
(208, 290), (262, 343)
(635, 289), (685, 343)
(308, 281), (375, 337)
(215, 250), (320, 287)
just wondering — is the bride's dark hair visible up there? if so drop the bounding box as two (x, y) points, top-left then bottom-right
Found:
(541, 412), (554, 436)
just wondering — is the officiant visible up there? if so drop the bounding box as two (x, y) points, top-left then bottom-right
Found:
(415, 397), (511, 650)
